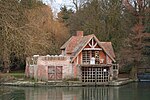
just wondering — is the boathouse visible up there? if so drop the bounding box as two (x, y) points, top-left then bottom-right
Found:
(25, 31), (119, 85)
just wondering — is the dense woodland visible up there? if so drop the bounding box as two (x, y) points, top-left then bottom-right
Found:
(0, 0), (150, 78)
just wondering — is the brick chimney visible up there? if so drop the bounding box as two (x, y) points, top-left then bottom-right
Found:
(76, 31), (83, 37)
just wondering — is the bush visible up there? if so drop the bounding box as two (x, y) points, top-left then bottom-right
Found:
(0, 66), (4, 72)
(119, 64), (132, 74)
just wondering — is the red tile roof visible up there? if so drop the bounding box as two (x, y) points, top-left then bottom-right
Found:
(60, 34), (116, 62)
(99, 42), (115, 58)
(66, 36), (82, 54)
(61, 34), (93, 54)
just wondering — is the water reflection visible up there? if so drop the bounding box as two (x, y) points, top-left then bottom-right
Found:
(0, 86), (120, 100)
(1, 82), (150, 100)
(25, 87), (82, 100)
(82, 87), (119, 100)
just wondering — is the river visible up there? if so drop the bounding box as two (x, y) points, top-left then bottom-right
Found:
(0, 82), (150, 100)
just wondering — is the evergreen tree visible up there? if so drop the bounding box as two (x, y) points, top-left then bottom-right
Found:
(57, 5), (74, 26)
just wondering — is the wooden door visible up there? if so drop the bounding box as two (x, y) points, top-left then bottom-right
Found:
(48, 66), (62, 80)
(56, 66), (63, 80)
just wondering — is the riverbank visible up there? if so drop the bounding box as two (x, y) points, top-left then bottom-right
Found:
(0, 78), (134, 87)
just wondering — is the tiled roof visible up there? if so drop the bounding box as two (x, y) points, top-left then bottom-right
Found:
(60, 34), (93, 54)
(60, 36), (74, 50)
(99, 42), (116, 62)
(60, 34), (116, 62)
(71, 35), (93, 56)
(66, 36), (83, 54)
(99, 42), (115, 58)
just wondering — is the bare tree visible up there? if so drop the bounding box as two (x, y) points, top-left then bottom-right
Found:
(72, 0), (90, 11)
(0, 0), (29, 72)
(122, 0), (150, 79)
(0, 0), (69, 72)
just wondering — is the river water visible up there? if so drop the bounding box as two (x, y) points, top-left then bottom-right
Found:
(0, 82), (150, 100)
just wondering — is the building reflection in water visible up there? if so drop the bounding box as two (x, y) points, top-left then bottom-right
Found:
(25, 87), (82, 100)
(0, 86), (119, 100)
(24, 86), (119, 100)
(82, 87), (119, 100)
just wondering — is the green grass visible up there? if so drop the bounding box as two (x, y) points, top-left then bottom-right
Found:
(8, 72), (37, 81)
(9, 72), (25, 78)
(0, 72), (25, 82)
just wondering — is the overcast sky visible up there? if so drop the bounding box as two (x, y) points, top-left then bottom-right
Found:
(43, 0), (73, 13)
(56, 0), (63, 4)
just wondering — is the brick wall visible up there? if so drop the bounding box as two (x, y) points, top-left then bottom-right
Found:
(36, 56), (73, 81)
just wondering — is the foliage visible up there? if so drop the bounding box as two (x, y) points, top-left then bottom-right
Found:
(119, 64), (132, 74)
(120, 0), (150, 79)
(0, 0), (29, 72)
(68, 0), (129, 54)
(0, 0), (69, 72)
(61, 0), (150, 78)
(0, 0), (149, 76)
(57, 5), (74, 26)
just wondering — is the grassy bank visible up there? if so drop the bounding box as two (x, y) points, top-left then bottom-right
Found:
(8, 72), (25, 78)
(0, 72), (25, 82)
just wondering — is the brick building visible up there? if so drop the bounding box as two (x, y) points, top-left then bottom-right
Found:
(25, 31), (119, 84)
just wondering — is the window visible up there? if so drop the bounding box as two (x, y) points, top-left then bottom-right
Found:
(92, 51), (100, 64)
(82, 51), (90, 64)
(113, 64), (118, 70)
(82, 50), (100, 64)
(95, 51), (100, 64)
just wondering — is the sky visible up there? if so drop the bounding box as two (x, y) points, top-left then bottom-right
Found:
(56, 0), (63, 3)
(43, 0), (73, 13)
